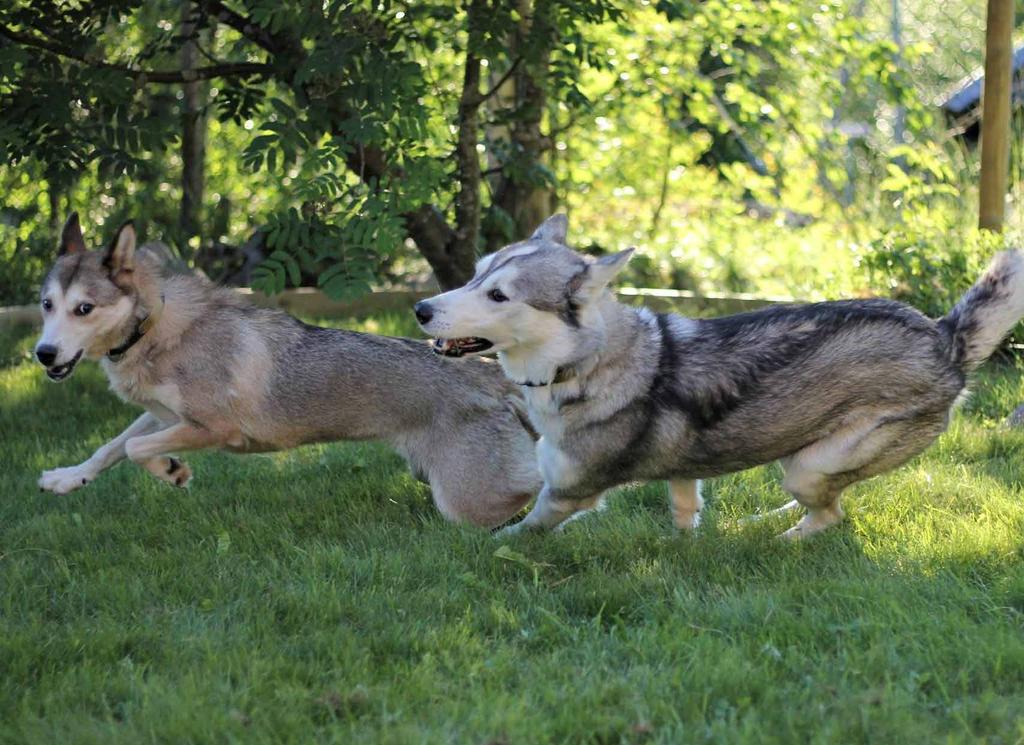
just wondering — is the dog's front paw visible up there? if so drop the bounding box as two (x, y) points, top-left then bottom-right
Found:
(674, 510), (702, 530)
(146, 457), (192, 487)
(495, 521), (529, 538)
(38, 466), (96, 495)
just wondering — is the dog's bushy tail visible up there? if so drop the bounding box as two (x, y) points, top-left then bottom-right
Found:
(941, 249), (1024, 372)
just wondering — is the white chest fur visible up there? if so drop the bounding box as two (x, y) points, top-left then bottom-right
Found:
(535, 435), (581, 490)
(103, 359), (184, 424)
(525, 386), (583, 490)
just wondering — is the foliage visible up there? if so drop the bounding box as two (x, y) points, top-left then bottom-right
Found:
(251, 200), (402, 301)
(0, 166), (54, 305)
(849, 141), (1023, 346)
(860, 222), (1005, 324)
(0, 0), (954, 305)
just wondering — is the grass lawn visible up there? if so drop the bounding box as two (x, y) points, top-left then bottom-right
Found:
(3, 313), (1024, 744)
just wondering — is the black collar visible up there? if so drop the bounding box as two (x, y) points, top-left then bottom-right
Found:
(516, 366), (577, 387)
(107, 296), (163, 363)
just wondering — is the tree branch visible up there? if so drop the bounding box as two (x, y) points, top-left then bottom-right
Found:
(692, 71), (768, 177)
(196, 0), (293, 55)
(0, 24), (270, 83)
(478, 56), (522, 105)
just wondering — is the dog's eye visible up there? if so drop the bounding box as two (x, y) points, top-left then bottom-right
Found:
(74, 303), (94, 317)
(41, 298), (52, 312)
(487, 288), (509, 303)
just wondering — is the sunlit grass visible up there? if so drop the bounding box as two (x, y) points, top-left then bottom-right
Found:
(2, 317), (1024, 743)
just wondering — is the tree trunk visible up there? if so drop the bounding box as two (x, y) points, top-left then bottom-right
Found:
(403, 205), (470, 289)
(483, 0), (555, 250)
(979, 0), (1014, 231)
(180, 1), (207, 253)
(452, 1), (485, 277)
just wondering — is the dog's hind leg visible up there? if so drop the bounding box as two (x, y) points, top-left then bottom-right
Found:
(778, 411), (949, 540)
(399, 410), (539, 527)
(39, 412), (168, 494)
(430, 475), (534, 529)
(668, 479), (703, 529)
(777, 481), (845, 540)
(124, 423), (227, 487)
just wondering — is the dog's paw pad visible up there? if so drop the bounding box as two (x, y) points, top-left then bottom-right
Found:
(164, 459), (192, 488)
(143, 457), (192, 487)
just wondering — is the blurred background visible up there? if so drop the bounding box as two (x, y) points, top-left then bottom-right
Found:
(1, 0), (1022, 317)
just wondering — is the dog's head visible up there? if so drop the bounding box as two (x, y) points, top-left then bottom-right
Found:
(35, 214), (144, 381)
(414, 214), (632, 378)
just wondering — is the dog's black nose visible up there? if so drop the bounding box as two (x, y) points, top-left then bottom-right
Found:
(35, 344), (58, 367)
(414, 301), (434, 325)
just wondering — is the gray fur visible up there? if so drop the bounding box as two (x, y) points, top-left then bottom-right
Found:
(36, 223), (541, 528)
(417, 216), (1024, 538)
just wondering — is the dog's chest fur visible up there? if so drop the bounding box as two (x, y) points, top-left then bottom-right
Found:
(520, 309), (666, 491)
(103, 355), (184, 423)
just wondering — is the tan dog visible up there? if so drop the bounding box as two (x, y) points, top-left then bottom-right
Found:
(34, 214), (541, 527)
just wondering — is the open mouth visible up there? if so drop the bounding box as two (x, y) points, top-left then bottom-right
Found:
(431, 337), (494, 357)
(46, 350), (83, 381)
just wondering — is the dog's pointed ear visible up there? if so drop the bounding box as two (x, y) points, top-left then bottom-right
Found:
(530, 214), (568, 245)
(59, 212), (87, 256)
(571, 248), (635, 302)
(103, 220), (136, 278)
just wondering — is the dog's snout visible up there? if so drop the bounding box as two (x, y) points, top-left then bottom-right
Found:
(414, 301), (434, 325)
(35, 344), (58, 367)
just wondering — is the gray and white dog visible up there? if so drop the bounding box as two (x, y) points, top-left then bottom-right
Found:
(415, 214), (1024, 538)
(34, 214), (541, 527)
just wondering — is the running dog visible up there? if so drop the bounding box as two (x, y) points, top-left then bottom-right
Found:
(34, 214), (541, 527)
(414, 214), (1024, 538)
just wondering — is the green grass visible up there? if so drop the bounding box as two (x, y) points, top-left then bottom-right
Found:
(3, 314), (1024, 744)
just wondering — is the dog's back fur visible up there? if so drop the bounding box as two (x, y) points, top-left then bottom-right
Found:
(567, 298), (965, 489)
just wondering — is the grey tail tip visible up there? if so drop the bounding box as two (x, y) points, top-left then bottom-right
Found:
(941, 248), (1024, 371)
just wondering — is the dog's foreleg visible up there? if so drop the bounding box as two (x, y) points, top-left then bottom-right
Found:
(497, 485), (591, 536)
(124, 423), (226, 488)
(668, 479), (703, 530)
(39, 412), (166, 495)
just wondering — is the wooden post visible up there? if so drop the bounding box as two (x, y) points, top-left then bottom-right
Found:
(978, 0), (1014, 232)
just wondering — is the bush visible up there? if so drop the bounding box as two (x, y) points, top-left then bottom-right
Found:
(858, 223), (1020, 345)
(0, 223), (51, 306)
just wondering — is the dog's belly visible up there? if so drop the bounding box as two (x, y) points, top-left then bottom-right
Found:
(221, 438), (279, 454)
(657, 399), (953, 482)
